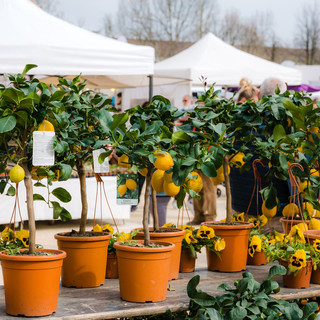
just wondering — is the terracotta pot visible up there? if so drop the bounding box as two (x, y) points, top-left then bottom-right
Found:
(202, 221), (252, 272)
(55, 232), (111, 288)
(106, 252), (118, 279)
(247, 250), (268, 266)
(280, 260), (312, 289)
(0, 248), (66, 317)
(133, 227), (185, 280)
(179, 247), (196, 272)
(280, 218), (309, 234)
(114, 240), (175, 302)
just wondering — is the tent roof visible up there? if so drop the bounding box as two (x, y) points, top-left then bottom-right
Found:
(155, 33), (302, 86)
(0, 0), (155, 87)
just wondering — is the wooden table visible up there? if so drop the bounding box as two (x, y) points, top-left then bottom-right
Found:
(1, 264), (320, 320)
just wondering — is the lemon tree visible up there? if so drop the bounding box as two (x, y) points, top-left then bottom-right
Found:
(98, 96), (211, 245)
(48, 76), (113, 235)
(0, 65), (74, 253)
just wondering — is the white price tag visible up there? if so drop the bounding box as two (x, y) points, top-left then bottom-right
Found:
(32, 131), (55, 166)
(93, 149), (110, 173)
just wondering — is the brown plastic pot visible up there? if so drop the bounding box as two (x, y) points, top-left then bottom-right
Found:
(247, 250), (268, 266)
(280, 218), (310, 234)
(106, 252), (118, 279)
(0, 248), (66, 317)
(202, 221), (253, 272)
(114, 240), (175, 302)
(179, 247), (196, 273)
(133, 227), (185, 280)
(280, 260), (312, 289)
(55, 232), (111, 288)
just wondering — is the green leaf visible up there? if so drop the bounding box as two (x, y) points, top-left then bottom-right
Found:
(273, 124), (286, 143)
(0, 180), (7, 194)
(51, 201), (62, 219)
(110, 112), (129, 131)
(21, 64), (38, 77)
(267, 265), (287, 280)
(229, 306), (247, 320)
(33, 194), (46, 201)
(283, 100), (306, 130)
(60, 207), (72, 221)
(187, 275), (200, 298)
(172, 130), (191, 144)
(302, 302), (318, 318)
(200, 161), (217, 177)
(0, 116), (16, 133)
(6, 185), (15, 196)
(52, 187), (72, 203)
(98, 151), (112, 164)
(59, 164), (73, 181)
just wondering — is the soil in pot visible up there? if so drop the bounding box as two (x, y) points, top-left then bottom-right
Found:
(203, 221), (252, 272)
(55, 231), (111, 288)
(114, 240), (175, 302)
(0, 248), (66, 317)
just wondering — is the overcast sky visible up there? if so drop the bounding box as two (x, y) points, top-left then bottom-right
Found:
(54, 0), (309, 47)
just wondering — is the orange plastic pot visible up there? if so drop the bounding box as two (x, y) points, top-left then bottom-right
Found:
(106, 252), (118, 279)
(280, 218), (310, 234)
(280, 260), (312, 289)
(114, 240), (174, 302)
(133, 228), (185, 280)
(203, 221), (252, 272)
(247, 250), (268, 266)
(179, 247), (196, 273)
(0, 248), (66, 317)
(55, 232), (111, 288)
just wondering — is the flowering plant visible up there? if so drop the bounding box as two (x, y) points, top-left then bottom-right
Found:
(0, 227), (31, 254)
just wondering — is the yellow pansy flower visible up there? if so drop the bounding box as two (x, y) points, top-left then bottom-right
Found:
(15, 229), (29, 247)
(196, 225), (215, 239)
(248, 235), (262, 257)
(184, 230), (198, 244)
(289, 249), (307, 271)
(214, 238), (226, 252)
(313, 239), (320, 252)
(287, 226), (306, 243)
(117, 233), (132, 242)
(92, 224), (103, 232)
(248, 218), (259, 228)
(162, 223), (176, 228)
(178, 225), (195, 231)
(1, 227), (15, 242)
(274, 232), (286, 244)
(259, 215), (268, 227)
(102, 224), (114, 234)
(232, 212), (244, 222)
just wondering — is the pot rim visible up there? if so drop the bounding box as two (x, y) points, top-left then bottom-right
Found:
(0, 248), (66, 261)
(114, 240), (175, 253)
(54, 231), (111, 242)
(201, 221), (253, 230)
(133, 227), (185, 237)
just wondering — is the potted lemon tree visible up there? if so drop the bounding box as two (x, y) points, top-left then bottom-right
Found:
(0, 65), (72, 316)
(51, 76), (114, 288)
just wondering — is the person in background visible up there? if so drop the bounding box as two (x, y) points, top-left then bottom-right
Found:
(259, 77), (287, 98)
(182, 94), (193, 109)
(237, 78), (259, 102)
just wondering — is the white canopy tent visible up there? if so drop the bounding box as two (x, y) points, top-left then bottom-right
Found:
(0, 0), (159, 88)
(155, 33), (302, 87)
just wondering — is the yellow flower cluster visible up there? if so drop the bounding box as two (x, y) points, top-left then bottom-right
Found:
(248, 215), (268, 229)
(289, 249), (307, 271)
(248, 235), (262, 257)
(196, 225), (215, 239)
(1, 227), (29, 247)
(92, 224), (114, 234)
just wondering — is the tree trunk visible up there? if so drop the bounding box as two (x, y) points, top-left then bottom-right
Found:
(21, 163), (36, 253)
(151, 187), (159, 230)
(77, 159), (88, 235)
(224, 155), (232, 224)
(143, 171), (152, 246)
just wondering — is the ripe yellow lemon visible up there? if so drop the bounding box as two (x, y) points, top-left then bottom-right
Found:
(9, 164), (25, 183)
(139, 168), (148, 177)
(153, 151), (174, 171)
(298, 181), (308, 196)
(210, 165), (230, 185)
(118, 184), (127, 197)
(38, 120), (54, 131)
(118, 154), (131, 169)
(186, 171), (203, 193)
(151, 169), (165, 193)
(126, 179), (137, 190)
(282, 203), (299, 218)
(164, 172), (173, 183)
(229, 152), (245, 168)
(309, 218), (320, 230)
(261, 200), (277, 220)
(295, 222), (308, 232)
(307, 127), (319, 143)
(311, 169), (319, 177)
(163, 181), (180, 197)
(303, 202), (314, 217)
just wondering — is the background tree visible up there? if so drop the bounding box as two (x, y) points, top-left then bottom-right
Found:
(294, 0), (320, 65)
(32, 0), (64, 18)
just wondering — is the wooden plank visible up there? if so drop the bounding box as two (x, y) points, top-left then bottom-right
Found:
(0, 264), (319, 320)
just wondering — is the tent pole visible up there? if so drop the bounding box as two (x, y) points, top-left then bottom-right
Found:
(148, 75), (153, 101)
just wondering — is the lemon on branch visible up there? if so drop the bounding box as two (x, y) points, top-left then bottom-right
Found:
(185, 171), (203, 193)
(9, 164), (25, 183)
(118, 154), (131, 169)
(118, 184), (127, 197)
(38, 120), (54, 131)
(262, 200), (277, 220)
(151, 169), (165, 193)
(126, 179), (137, 190)
(153, 150), (174, 171)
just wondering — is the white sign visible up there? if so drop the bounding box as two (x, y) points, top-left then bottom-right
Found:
(32, 131), (55, 166)
(93, 149), (110, 173)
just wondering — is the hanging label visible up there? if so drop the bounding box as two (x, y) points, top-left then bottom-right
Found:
(93, 149), (110, 173)
(116, 173), (139, 205)
(32, 131), (55, 166)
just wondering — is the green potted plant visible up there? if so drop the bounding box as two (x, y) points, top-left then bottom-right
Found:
(52, 76), (113, 288)
(0, 65), (72, 316)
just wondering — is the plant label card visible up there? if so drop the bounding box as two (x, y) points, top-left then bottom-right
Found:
(93, 149), (110, 173)
(117, 173), (139, 205)
(32, 131), (55, 166)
